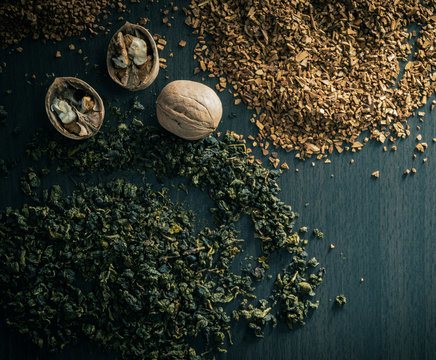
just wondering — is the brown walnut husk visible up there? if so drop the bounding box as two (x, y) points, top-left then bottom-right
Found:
(45, 77), (105, 140)
(107, 22), (159, 91)
(156, 80), (222, 140)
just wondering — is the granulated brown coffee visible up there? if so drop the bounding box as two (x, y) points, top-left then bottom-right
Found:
(185, 0), (436, 158)
(0, 0), (127, 47)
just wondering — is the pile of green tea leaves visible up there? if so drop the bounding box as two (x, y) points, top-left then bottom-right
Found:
(0, 120), (325, 359)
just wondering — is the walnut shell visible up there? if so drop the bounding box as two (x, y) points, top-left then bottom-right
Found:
(156, 80), (223, 140)
(45, 77), (105, 140)
(107, 22), (159, 91)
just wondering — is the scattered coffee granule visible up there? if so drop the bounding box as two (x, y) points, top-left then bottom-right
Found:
(404, 169), (411, 175)
(372, 171), (380, 178)
(0, 0), (129, 47)
(269, 157), (280, 168)
(178, 40), (187, 47)
(139, 17), (149, 25)
(55, 51), (61, 58)
(185, 0), (436, 157)
(415, 143), (428, 152)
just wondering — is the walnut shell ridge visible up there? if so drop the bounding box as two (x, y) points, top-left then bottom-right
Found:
(156, 80), (222, 140)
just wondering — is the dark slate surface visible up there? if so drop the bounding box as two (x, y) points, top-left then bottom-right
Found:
(0, 1), (435, 360)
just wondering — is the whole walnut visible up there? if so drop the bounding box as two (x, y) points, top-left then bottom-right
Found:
(156, 80), (222, 140)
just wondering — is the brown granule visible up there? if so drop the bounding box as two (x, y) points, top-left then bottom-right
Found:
(415, 143), (426, 152)
(139, 17), (149, 25)
(0, 0), (129, 47)
(185, 0), (436, 157)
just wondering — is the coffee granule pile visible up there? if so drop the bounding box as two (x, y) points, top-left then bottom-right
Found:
(0, 0), (128, 47)
(185, 0), (436, 157)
